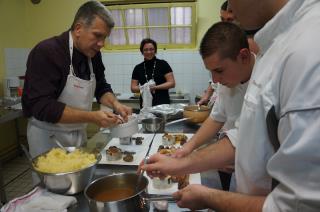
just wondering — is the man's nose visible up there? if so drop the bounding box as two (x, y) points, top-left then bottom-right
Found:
(97, 40), (105, 48)
(212, 74), (220, 83)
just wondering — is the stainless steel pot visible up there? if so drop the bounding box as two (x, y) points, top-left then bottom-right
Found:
(32, 148), (101, 195)
(141, 117), (164, 133)
(84, 173), (174, 212)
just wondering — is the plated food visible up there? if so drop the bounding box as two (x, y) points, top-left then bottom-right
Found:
(106, 146), (122, 161)
(34, 148), (97, 173)
(154, 144), (189, 190)
(162, 133), (188, 146)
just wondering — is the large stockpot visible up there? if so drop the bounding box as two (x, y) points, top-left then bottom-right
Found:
(183, 105), (210, 123)
(32, 148), (101, 195)
(84, 173), (174, 212)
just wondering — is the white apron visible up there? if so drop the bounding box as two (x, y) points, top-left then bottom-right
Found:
(27, 31), (96, 158)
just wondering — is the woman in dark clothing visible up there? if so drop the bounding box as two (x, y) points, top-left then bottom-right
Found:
(131, 38), (175, 108)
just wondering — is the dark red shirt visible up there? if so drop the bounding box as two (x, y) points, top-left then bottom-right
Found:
(22, 30), (113, 123)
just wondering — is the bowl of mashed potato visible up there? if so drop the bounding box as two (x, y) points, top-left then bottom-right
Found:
(32, 147), (101, 195)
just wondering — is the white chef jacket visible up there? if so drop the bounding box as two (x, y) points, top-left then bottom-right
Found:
(210, 82), (248, 145)
(235, 0), (320, 211)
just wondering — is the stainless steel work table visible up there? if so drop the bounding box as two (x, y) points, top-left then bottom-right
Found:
(71, 121), (221, 211)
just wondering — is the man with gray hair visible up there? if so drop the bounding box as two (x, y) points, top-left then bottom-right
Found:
(22, 1), (131, 163)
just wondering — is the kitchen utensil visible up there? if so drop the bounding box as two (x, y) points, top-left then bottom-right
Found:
(50, 135), (70, 153)
(141, 117), (164, 133)
(136, 156), (149, 192)
(31, 148), (101, 195)
(183, 105), (210, 123)
(164, 117), (190, 126)
(84, 173), (174, 212)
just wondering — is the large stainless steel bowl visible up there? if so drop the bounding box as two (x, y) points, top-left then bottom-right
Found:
(141, 117), (164, 133)
(32, 148), (101, 195)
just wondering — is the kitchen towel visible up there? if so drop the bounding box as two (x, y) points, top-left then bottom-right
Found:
(1, 187), (77, 212)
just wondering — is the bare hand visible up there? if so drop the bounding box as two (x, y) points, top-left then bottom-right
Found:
(218, 164), (235, 173)
(173, 184), (211, 210)
(197, 95), (209, 105)
(113, 102), (132, 122)
(172, 144), (193, 158)
(139, 153), (183, 178)
(93, 111), (120, 128)
(149, 85), (157, 94)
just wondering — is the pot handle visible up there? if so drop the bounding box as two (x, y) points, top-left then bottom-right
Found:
(140, 193), (176, 202)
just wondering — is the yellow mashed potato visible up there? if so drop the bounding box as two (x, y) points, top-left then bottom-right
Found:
(34, 148), (97, 173)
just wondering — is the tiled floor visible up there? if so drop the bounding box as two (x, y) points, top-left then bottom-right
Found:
(2, 155), (34, 202)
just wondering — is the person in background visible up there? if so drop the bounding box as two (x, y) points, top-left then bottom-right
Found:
(142, 0), (320, 211)
(22, 1), (131, 161)
(131, 38), (175, 108)
(197, 1), (235, 106)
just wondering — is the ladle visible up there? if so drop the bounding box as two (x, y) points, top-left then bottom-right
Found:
(50, 135), (70, 153)
(136, 156), (149, 192)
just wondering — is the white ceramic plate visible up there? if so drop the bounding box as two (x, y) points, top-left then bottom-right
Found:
(99, 133), (154, 166)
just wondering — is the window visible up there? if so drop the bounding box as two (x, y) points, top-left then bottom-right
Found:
(105, 2), (196, 50)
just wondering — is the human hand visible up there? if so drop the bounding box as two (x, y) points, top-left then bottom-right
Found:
(93, 111), (120, 128)
(113, 102), (132, 122)
(138, 153), (182, 178)
(197, 93), (210, 105)
(173, 184), (211, 210)
(149, 84), (157, 94)
(172, 143), (193, 158)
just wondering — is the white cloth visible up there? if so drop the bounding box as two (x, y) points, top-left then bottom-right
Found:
(140, 81), (154, 109)
(1, 187), (77, 212)
(27, 31), (96, 159)
(234, 0), (320, 211)
(210, 82), (248, 146)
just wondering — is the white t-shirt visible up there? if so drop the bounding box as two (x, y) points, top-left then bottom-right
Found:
(210, 82), (248, 146)
(235, 0), (320, 211)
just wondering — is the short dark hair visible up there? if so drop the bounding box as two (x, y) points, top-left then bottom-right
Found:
(199, 22), (249, 60)
(71, 1), (114, 30)
(140, 38), (157, 54)
(221, 1), (228, 11)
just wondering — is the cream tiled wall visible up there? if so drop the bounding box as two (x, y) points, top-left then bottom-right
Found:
(5, 48), (210, 103)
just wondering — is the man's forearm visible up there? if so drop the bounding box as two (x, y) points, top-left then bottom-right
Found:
(99, 92), (119, 109)
(188, 117), (224, 149)
(58, 105), (95, 123)
(183, 137), (235, 174)
(207, 189), (265, 212)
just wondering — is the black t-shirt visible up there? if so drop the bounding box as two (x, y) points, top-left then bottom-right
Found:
(132, 57), (172, 107)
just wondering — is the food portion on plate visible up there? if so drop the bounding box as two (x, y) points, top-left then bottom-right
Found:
(106, 146), (136, 162)
(106, 146), (122, 161)
(152, 144), (190, 190)
(162, 133), (188, 146)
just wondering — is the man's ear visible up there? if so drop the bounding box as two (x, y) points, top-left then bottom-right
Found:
(238, 48), (251, 64)
(73, 22), (83, 37)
